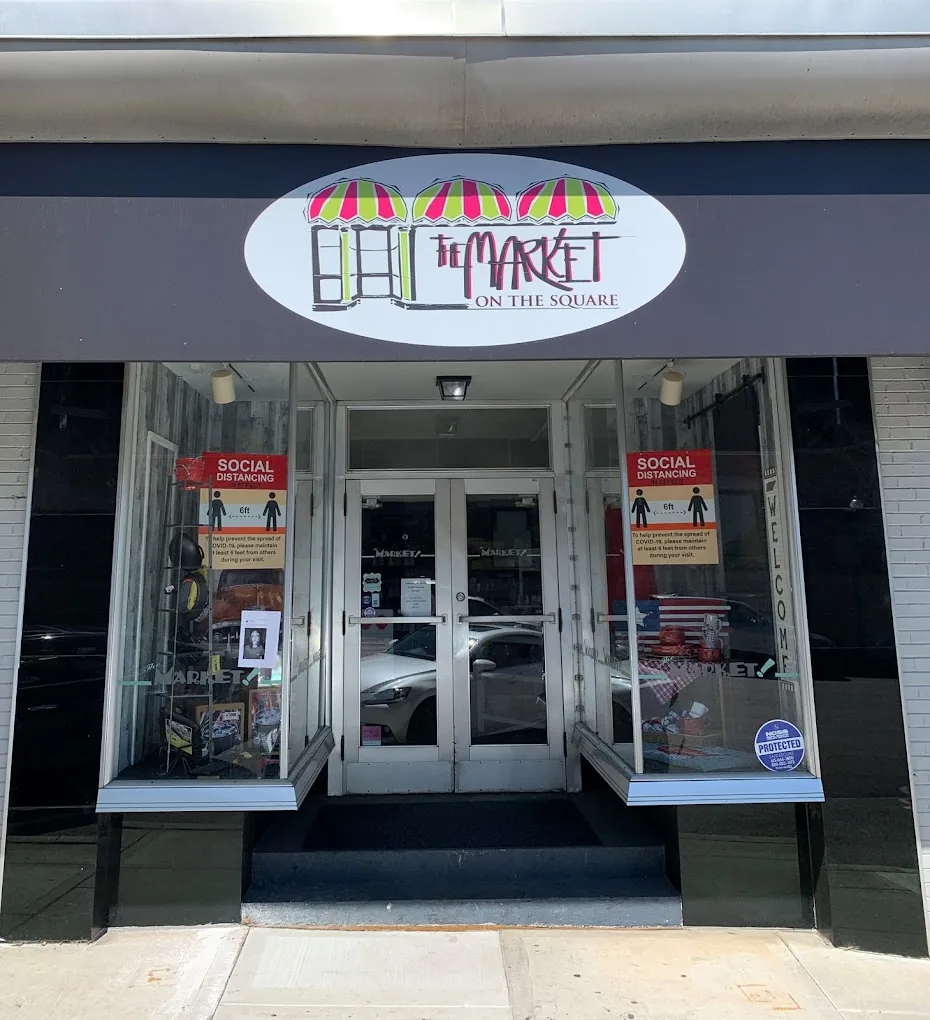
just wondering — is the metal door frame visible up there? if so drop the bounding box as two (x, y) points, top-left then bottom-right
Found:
(341, 474), (567, 794)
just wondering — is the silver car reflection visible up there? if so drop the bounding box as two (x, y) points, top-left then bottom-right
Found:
(360, 623), (547, 745)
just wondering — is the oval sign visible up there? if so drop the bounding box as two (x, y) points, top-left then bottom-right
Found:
(244, 153), (686, 348)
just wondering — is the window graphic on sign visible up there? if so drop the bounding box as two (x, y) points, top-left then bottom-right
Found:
(198, 453), (287, 569)
(627, 450), (719, 565)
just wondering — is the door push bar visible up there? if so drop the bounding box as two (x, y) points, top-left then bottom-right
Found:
(458, 613), (557, 625)
(347, 615), (448, 626)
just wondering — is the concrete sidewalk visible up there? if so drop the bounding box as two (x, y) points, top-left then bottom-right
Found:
(1, 925), (930, 1020)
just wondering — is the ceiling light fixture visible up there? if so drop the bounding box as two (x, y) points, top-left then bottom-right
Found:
(437, 375), (471, 401)
(211, 367), (236, 404)
(659, 369), (684, 407)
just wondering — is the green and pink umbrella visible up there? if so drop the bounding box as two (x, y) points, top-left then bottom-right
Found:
(306, 178), (407, 225)
(516, 177), (617, 223)
(412, 178), (511, 224)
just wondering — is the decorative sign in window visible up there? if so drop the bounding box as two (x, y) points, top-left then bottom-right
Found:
(198, 453), (288, 569)
(627, 450), (719, 565)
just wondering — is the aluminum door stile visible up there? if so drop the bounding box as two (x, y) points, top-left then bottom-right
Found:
(342, 477), (363, 771)
(538, 475), (568, 768)
(328, 408), (349, 794)
(434, 478), (455, 766)
(550, 401), (579, 791)
(449, 478), (471, 771)
(560, 400), (590, 792)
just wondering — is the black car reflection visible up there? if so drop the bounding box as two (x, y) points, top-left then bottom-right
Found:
(9, 627), (106, 830)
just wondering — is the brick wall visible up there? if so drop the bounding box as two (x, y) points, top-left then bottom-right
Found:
(870, 356), (930, 932)
(0, 363), (40, 892)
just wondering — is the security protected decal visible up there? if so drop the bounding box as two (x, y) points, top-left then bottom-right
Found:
(754, 719), (805, 772)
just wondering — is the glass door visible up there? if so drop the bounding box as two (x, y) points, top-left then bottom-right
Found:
(342, 477), (566, 795)
(344, 478), (454, 794)
(450, 478), (566, 793)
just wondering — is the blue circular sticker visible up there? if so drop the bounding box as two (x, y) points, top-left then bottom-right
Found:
(363, 607), (376, 618)
(754, 719), (804, 772)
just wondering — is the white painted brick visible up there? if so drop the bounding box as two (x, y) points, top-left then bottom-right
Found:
(0, 363), (37, 906)
(887, 539), (925, 551)
(899, 578), (930, 591)
(873, 356), (930, 937)
(892, 563), (930, 576)
(889, 550), (930, 563)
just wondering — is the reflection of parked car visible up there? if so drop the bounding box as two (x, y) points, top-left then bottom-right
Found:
(361, 624), (546, 745)
(727, 599), (833, 659)
(10, 627), (107, 828)
(465, 596), (504, 622)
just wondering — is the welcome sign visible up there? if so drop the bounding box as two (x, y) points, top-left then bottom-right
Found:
(244, 153), (686, 348)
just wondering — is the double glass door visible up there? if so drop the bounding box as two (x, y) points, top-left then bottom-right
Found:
(342, 477), (565, 794)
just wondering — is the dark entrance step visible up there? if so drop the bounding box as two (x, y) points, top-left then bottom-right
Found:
(243, 791), (682, 928)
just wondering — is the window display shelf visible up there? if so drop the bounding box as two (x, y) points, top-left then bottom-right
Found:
(572, 723), (823, 806)
(97, 725), (333, 812)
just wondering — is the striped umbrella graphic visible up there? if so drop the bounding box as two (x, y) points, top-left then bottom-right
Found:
(305, 178), (407, 224)
(412, 178), (511, 224)
(305, 179), (409, 305)
(516, 177), (617, 223)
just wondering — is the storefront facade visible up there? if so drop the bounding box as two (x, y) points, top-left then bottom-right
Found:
(0, 138), (928, 952)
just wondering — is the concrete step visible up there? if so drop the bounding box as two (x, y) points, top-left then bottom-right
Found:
(250, 843), (668, 897)
(243, 878), (683, 928)
(244, 792), (682, 929)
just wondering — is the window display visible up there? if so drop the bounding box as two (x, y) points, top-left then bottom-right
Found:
(584, 357), (812, 779)
(111, 363), (291, 782)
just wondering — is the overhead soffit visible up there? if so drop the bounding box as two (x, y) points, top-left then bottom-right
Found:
(4, 37), (930, 142)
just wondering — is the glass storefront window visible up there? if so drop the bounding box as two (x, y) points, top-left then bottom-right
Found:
(584, 357), (813, 783)
(585, 406), (620, 470)
(348, 407), (550, 470)
(112, 362), (293, 782)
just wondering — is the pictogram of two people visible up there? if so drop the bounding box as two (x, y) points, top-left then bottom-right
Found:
(631, 487), (708, 528)
(208, 492), (282, 531)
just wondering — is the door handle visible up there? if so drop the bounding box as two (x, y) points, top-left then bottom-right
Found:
(459, 613), (552, 624)
(348, 615), (447, 625)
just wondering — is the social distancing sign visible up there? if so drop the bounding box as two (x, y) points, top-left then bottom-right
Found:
(198, 453), (287, 569)
(628, 450), (719, 565)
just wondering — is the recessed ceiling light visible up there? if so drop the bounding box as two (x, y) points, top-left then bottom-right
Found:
(437, 376), (471, 401)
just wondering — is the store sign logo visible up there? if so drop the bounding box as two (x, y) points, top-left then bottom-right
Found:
(480, 547), (529, 557)
(373, 548), (421, 559)
(244, 153), (686, 348)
